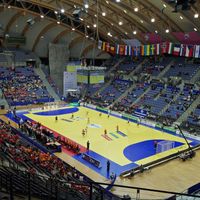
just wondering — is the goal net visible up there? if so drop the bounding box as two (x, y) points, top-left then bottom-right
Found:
(156, 141), (175, 154)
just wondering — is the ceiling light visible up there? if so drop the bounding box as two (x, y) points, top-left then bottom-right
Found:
(106, 1), (109, 4)
(116, 0), (121, 2)
(107, 32), (113, 37)
(61, 8), (65, 13)
(124, 10), (127, 13)
(119, 21), (123, 25)
(151, 18), (155, 23)
(125, 32), (128, 35)
(79, 18), (84, 21)
(140, 20), (143, 23)
(72, 28), (75, 31)
(194, 27), (197, 31)
(134, 7), (139, 12)
(8, 5), (11, 9)
(165, 29), (169, 33)
(163, 4), (167, 8)
(111, 23), (113, 26)
(94, 14), (97, 17)
(54, 10), (58, 14)
(86, 35), (88, 38)
(180, 16), (183, 19)
(93, 24), (96, 28)
(194, 13), (199, 18)
(57, 21), (60, 24)
(87, 25), (90, 28)
(102, 12), (106, 16)
(41, 36), (44, 39)
(155, 30), (158, 34)
(84, 4), (89, 9)
(133, 30), (137, 35)
(40, 15), (44, 18)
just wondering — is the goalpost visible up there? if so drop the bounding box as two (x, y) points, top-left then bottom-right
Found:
(43, 101), (60, 110)
(156, 141), (175, 154)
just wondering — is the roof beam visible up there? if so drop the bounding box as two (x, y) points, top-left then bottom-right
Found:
(4, 11), (23, 33)
(32, 22), (56, 51)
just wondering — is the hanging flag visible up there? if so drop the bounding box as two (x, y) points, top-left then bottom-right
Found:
(105, 42), (110, 52)
(109, 46), (115, 55)
(140, 45), (144, 56)
(146, 45), (150, 56)
(155, 43), (160, 55)
(167, 42), (174, 54)
(185, 45), (193, 57)
(116, 44), (120, 54)
(98, 40), (102, 50)
(173, 44), (181, 56)
(150, 44), (155, 56)
(128, 45), (132, 56)
(161, 42), (168, 54)
(124, 45), (128, 56)
(193, 45), (200, 58)
(102, 42), (106, 51)
(180, 44), (186, 57)
(119, 45), (125, 55)
(134, 46), (140, 57)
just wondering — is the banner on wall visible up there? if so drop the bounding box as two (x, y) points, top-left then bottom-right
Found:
(63, 71), (77, 96)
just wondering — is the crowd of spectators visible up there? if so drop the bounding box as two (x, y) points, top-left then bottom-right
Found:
(0, 66), (54, 106)
(0, 120), (89, 195)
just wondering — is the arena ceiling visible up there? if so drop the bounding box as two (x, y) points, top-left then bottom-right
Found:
(0, 0), (199, 56)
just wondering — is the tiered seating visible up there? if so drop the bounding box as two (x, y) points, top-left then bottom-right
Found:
(0, 66), (54, 106)
(163, 86), (199, 119)
(90, 79), (131, 107)
(111, 82), (149, 113)
(114, 58), (142, 75)
(164, 61), (200, 80)
(187, 105), (200, 126)
(141, 57), (172, 76)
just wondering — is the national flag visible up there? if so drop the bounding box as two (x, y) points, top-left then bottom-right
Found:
(128, 45), (132, 56)
(180, 44), (186, 57)
(173, 44), (181, 56)
(193, 45), (200, 58)
(119, 45), (125, 55)
(134, 46), (140, 57)
(185, 45), (193, 57)
(155, 43), (160, 55)
(140, 45), (144, 56)
(150, 44), (155, 56)
(102, 42), (106, 51)
(161, 42), (167, 54)
(105, 42), (110, 52)
(98, 40), (102, 50)
(109, 46), (115, 54)
(124, 45), (128, 56)
(145, 45), (150, 56)
(116, 44), (120, 54)
(167, 42), (174, 54)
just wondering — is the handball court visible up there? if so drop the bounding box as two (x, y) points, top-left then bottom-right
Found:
(2, 105), (200, 199)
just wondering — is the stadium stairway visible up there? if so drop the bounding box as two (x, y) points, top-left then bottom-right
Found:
(130, 84), (151, 107)
(158, 85), (184, 116)
(190, 68), (200, 84)
(128, 58), (147, 78)
(105, 57), (125, 78)
(34, 67), (60, 101)
(176, 95), (200, 124)
(157, 59), (174, 78)
(0, 89), (9, 109)
(111, 83), (136, 107)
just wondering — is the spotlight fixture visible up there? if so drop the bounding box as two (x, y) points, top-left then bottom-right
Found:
(102, 12), (106, 16)
(133, 30), (137, 35)
(134, 7), (139, 12)
(61, 8), (65, 13)
(165, 29), (169, 33)
(119, 21), (123, 25)
(151, 18), (155, 22)
(194, 13), (199, 18)
(40, 15), (44, 18)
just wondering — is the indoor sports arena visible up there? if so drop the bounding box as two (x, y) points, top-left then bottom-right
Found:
(0, 0), (200, 200)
